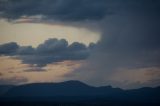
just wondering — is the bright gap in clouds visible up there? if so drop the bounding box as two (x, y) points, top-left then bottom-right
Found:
(0, 19), (100, 85)
(0, 56), (83, 85)
(0, 19), (100, 47)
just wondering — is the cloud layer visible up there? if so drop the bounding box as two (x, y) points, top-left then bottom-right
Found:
(0, 38), (93, 67)
(0, 0), (111, 21)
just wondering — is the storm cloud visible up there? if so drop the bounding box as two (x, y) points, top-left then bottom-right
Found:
(46, 0), (160, 88)
(0, 0), (160, 88)
(0, 38), (92, 67)
(0, 0), (111, 21)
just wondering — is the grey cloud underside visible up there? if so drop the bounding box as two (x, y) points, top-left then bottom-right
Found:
(0, 38), (93, 67)
(0, 0), (111, 21)
(0, 0), (160, 22)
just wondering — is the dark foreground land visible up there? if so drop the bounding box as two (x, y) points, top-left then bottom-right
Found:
(0, 80), (160, 106)
(1, 98), (160, 106)
(0, 101), (159, 106)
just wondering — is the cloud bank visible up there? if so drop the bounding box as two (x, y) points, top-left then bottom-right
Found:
(0, 0), (111, 21)
(64, 0), (160, 88)
(0, 0), (160, 88)
(0, 38), (93, 67)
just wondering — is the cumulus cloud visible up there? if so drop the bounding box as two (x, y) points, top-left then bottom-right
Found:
(0, 42), (19, 55)
(0, 38), (93, 67)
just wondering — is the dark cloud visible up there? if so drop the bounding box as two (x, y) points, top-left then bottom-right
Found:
(0, 42), (19, 55)
(97, 14), (160, 69)
(17, 46), (35, 55)
(36, 39), (68, 54)
(0, 0), (111, 21)
(61, 0), (160, 88)
(0, 0), (159, 22)
(0, 38), (93, 67)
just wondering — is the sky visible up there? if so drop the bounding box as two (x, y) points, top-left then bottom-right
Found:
(0, 0), (160, 89)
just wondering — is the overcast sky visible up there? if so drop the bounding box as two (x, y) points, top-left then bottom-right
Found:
(0, 0), (160, 89)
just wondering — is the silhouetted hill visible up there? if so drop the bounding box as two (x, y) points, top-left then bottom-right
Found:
(4, 80), (96, 97)
(0, 85), (14, 96)
(2, 80), (126, 97)
(0, 80), (160, 105)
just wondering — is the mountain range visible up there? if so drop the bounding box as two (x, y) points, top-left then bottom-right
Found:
(0, 80), (160, 105)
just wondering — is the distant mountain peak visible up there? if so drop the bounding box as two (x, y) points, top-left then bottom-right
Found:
(60, 80), (89, 86)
